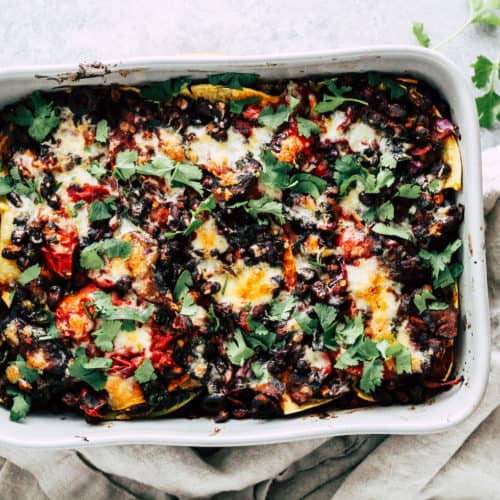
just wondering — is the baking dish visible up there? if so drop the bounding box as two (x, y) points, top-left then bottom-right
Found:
(0, 46), (489, 448)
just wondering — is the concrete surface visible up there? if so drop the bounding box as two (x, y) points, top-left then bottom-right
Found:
(0, 0), (498, 146)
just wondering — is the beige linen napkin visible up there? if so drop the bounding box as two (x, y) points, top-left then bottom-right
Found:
(0, 147), (498, 500)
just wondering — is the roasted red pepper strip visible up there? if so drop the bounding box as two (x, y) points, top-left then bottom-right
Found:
(42, 221), (78, 278)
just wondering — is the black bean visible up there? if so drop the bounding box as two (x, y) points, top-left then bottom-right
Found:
(11, 228), (28, 245)
(6, 192), (22, 207)
(30, 230), (43, 245)
(47, 285), (64, 309)
(1, 245), (22, 260)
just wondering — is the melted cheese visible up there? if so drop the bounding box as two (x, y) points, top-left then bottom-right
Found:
(71, 206), (91, 238)
(105, 375), (145, 410)
(321, 111), (401, 155)
(196, 257), (282, 312)
(114, 325), (152, 354)
(338, 183), (367, 218)
(396, 322), (431, 373)
(0, 199), (39, 284)
(303, 347), (331, 375)
(47, 108), (105, 166)
(321, 112), (379, 152)
(346, 257), (401, 341)
(217, 261), (281, 311)
(158, 128), (185, 162)
(286, 193), (330, 227)
(191, 217), (229, 255)
(187, 126), (272, 171)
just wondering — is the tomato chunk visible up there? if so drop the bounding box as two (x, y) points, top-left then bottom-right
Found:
(42, 220), (78, 278)
(67, 184), (112, 203)
(55, 284), (99, 343)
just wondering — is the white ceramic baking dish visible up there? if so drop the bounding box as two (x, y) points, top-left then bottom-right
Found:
(0, 46), (489, 448)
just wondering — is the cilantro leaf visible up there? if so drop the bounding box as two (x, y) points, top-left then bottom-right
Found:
(17, 264), (41, 286)
(27, 92), (60, 142)
(92, 320), (122, 352)
(251, 361), (266, 380)
(471, 55), (495, 88)
(239, 195), (285, 224)
(377, 200), (394, 221)
(314, 79), (368, 113)
(362, 169), (395, 194)
(427, 179), (441, 194)
(88, 200), (114, 222)
(179, 292), (199, 317)
(333, 155), (395, 196)
(11, 355), (38, 383)
(95, 119), (109, 143)
(268, 296), (296, 321)
(259, 149), (293, 190)
(7, 106), (33, 127)
(379, 151), (397, 170)
(296, 117), (321, 137)
(9, 392), (31, 422)
(135, 156), (175, 178)
(419, 239), (462, 288)
(335, 350), (360, 369)
(476, 89), (500, 129)
(69, 347), (110, 391)
(258, 96), (299, 129)
(469, 0), (500, 26)
(134, 358), (157, 383)
(333, 155), (367, 195)
(165, 195), (215, 239)
(182, 195), (216, 236)
(397, 184), (421, 199)
(80, 247), (104, 270)
(171, 163), (204, 195)
(114, 150), (138, 180)
(413, 288), (437, 314)
(88, 161), (107, 180)
(7, 91), (60, 142)
(174, 270), (193, 301)
(289, 173), (327, 199)
(225, 329), (255, 366)
(433, 262), (463, 289)
(140, 77), (191, 103)
(371, 222), (414, 241)
(294, 310), (319, 335)
(91, 291), (154, 323)
(412, 22), (431, 47)
(384, 342), (413, 375)
(470, 54), (500, 129)
(245, 317), (276, 350)
(207, 72), (259, 89)
(230, 96), (261, 114)
(314, 303), (337, 337)
(359, 358), (384, 393)
(336, 313), (364, 346)
(0, 176), (13, 196)
(207, 304), (220, 330)
(428, 302), (449, 311)
(356, 338), (380, 360)
(367, 72), (405, 99)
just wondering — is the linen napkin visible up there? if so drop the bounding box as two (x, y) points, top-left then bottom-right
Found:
(0, 146), (498, 500)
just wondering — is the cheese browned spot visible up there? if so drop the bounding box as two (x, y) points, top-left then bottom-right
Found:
(346, 257), (401, 341)
(105, 375), (145, 411)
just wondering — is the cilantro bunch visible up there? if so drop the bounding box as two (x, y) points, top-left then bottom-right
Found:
(5, 91), (60, 142)
(411, 0), (500, 129)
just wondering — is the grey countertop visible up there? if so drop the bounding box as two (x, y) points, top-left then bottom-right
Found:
(0, 0), (498, 146)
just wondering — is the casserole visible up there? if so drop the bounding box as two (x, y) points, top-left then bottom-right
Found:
(0, 46), (489, 447)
